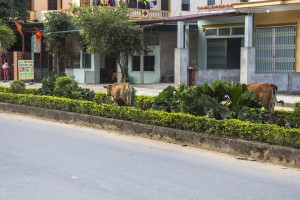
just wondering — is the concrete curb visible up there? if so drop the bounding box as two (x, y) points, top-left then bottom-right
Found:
(1, 102), (299, 168)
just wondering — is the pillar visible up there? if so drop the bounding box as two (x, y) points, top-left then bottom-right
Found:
(240, 15), (255, 84)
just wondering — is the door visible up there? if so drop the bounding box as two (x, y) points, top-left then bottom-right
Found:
(161, 0), (169, 11)
(207, 38), (227, 69)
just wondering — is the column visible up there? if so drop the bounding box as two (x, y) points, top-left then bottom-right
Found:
(140, 28), (144, 84)
(240, 15), (255, 84)
(174, 21), (189, 86)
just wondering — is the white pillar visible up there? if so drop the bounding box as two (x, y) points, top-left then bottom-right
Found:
(140, 28), (144, 84)
(244, 15), (253, 48)
(240, 47), (255, 84)
(174, 21), (188, 86)
(80, 40), (83, 69)
(185, 22), (189, 49)
(140, 54), (144, 84)
(240, 15), (255, 84)
(177, 21), (184, 48)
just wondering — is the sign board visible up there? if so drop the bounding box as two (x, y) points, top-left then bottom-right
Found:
(18, 60), (34, 80)
(33, 36), (41, 53)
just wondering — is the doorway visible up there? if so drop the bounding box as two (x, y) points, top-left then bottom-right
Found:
(100, 55), (117, 83)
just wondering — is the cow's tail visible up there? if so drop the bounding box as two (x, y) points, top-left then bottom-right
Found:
(271, 84), (284, 106)
(126, 84), (132, 106)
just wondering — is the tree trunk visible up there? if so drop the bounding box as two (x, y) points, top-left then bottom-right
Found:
(53, 53), (58, 75)
(118, 53), (129, 82)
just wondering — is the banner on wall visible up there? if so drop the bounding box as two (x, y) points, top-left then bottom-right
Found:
(18, 60), (34, 80)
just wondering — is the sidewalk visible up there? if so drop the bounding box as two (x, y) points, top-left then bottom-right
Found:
(0, 81), (299, 108)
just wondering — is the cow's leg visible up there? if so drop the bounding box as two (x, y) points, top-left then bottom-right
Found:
(268, 94), (276, 124)
(126, 85), (132, 106)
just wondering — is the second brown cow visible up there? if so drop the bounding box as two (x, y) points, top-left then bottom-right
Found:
(103, 83), (133, 106)
(247, 82), (284, 123)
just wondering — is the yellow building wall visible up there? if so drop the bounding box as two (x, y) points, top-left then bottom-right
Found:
(34, 0), (48, 11)
(254, 10), (300, 72)
(62, 0), (74, 9)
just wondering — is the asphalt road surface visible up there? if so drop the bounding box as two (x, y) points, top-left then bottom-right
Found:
(0, 113), (300, 200)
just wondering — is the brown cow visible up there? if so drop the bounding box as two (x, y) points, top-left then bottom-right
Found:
(103, 83), (133, 106)
(247, 82), (284, 124)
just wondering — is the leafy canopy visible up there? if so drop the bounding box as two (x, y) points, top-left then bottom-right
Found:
(73, 5), (145, 57)
(0, 0), (29, 22)
(43, 11), (75, 55)
(0, 21), (16, 51)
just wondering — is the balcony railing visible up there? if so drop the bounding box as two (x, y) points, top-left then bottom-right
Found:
(128, 8), (169, 19)
(29, 7), (169, 22)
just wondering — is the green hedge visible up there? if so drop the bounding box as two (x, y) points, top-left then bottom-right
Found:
(0, 92), (300, 148)
(2, 86), (300, 128)
(0, 85), (38, 94)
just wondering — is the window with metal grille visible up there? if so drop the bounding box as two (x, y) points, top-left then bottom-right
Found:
(207, 0), (215, 6)
(205, 29), (217, 36)
(255, 26), (296, 72)
(182, 0), (190, 11)
(132, 56), (155, 71)
(232, 27), (244, 35)
(207, 38), (242, 69)
(48, 0), (57, 10)
(219, 28), (230, 36)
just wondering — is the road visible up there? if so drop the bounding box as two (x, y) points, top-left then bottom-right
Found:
(0, 113), (300, 200)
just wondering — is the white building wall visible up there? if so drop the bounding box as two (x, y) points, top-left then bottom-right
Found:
(170, 0), (240, 17)
(128, 46), (161, 84)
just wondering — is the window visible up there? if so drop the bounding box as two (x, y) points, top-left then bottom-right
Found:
(232, 27), (244, 35)
(205, 29), (217, 36)
(207, 38), (242, 69)
(255, 26), (296, 72)
(182, 0), (190, 11)
(207, 0), (215, 6)
(219, 28), (230, 36)
(48, 0), (57, 10)
(132, 56), (155, 71)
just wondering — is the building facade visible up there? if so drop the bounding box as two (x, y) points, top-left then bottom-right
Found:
(195, 0), (300, 92)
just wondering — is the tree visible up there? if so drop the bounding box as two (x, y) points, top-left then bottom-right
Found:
(0, 0), (29, 23)
(43, 11), (75, 75)
(73, 4), (147, 82)
(0, 21), (16, 51)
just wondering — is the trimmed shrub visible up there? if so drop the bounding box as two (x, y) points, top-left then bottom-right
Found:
(38, 76), (57, 95)
(9, 80), (26, 94)
(52, 76), (95, 101)
(0, 92), (300, 148)
(53, 76), (79, 97)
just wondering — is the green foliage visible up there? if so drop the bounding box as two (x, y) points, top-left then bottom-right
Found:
(43, 11), (75, 74)
(93, 92), (114, 104)
(73, 5), (147, 82)
(135, 95), (155, 110)
(180, 86), (205, 116)
(53, 76), (78, 97)
(0, 21), (16, 51)
(0, 0), (29, 23)
(152, 83), (187, 112)
(0, 85), (9, 93)
(0, 91), (300, 148)
(51, 76), (93, 101)
(155, 80), (263, 122)
(9, 80), (26, 94)
(38, 76), (57, 95)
